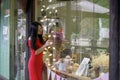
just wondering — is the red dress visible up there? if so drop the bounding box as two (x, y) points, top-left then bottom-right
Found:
(28, 38), (43, 80)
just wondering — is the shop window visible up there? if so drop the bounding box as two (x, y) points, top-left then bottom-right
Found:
(36, 0), (109, 79)
(0, 0), (10, 79)
(14, 9), (26, 80)
(0, 0), (26, 80)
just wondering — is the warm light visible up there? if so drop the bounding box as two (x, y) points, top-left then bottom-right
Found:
(48, 46), (51, 49)
(44, 16), (47, 18)
(40, 20), (44, 22)
(44, 48), (48, 50)
(53, 47), (56, 50)
(70, 58), (73, 61)
(48, 23), (52, 26)
(46, 7), (50, 10)
(44, 26), (47, 31)
(53, 67), (56, 71)
(55, 10), (58, 13)
(49, 54), (53, 56)
(51, 19), (55, 22)
(51, 31), (54, 33)
(46, 58), (49, 61)
(41, 9), (44, 12)
(49, 11), (52, 14)
(50, 42), (53, 45)
(43, 51), (47, 54)
(49, 0), (52, 2)
(48, 64), (51, 66)
(48, 34), (51, 38)
(53, 59), (56, 62)
(42, 5), (45, 8)
(53, 35), (56, 38)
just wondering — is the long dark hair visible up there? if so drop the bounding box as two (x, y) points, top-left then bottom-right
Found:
(29, 21), (44, 50)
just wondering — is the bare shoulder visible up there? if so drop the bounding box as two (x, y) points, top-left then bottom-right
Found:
(29, 37), (31, 40)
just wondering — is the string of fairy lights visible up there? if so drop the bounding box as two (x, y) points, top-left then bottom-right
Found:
(39, 0), (78, 69)
(39, 0), (83, 68)
(39, 0), (59, 67)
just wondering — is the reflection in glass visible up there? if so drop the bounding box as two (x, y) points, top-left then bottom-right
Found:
(37, 0), (109, 79)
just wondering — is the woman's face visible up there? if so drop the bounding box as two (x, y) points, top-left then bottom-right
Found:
(38, 25), (43, 35)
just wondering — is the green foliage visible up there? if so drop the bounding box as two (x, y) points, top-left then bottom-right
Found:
(89, 0), (109, 8)
(101, 18), (109, 28)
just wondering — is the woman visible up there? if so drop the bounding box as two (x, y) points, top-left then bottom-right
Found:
(28, 21), (49, 80)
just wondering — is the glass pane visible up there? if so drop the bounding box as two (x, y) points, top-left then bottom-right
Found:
(36, 0), (109, 79)
(0, 0), (26, 80)
(0, 0), (10, 79)
(14, 9), (26, 80)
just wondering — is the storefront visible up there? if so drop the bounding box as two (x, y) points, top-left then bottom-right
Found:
(0, 0), (120, 80)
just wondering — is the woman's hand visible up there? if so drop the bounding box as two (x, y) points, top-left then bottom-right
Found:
(45, 40), (53, 47)
(35, 40), (53, 55)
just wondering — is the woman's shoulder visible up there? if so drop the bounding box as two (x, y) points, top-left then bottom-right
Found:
(28, 37), (31, 44)
(28, 37), (31, 47)
(28, 37), (31, 40)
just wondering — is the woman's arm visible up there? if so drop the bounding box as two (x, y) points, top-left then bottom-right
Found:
(35, 40), (51, 55)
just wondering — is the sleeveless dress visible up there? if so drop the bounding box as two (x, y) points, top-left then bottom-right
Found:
(28, 38), (43, 80)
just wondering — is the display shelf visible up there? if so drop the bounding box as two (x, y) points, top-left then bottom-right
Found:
(50, 69), (91, 80)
